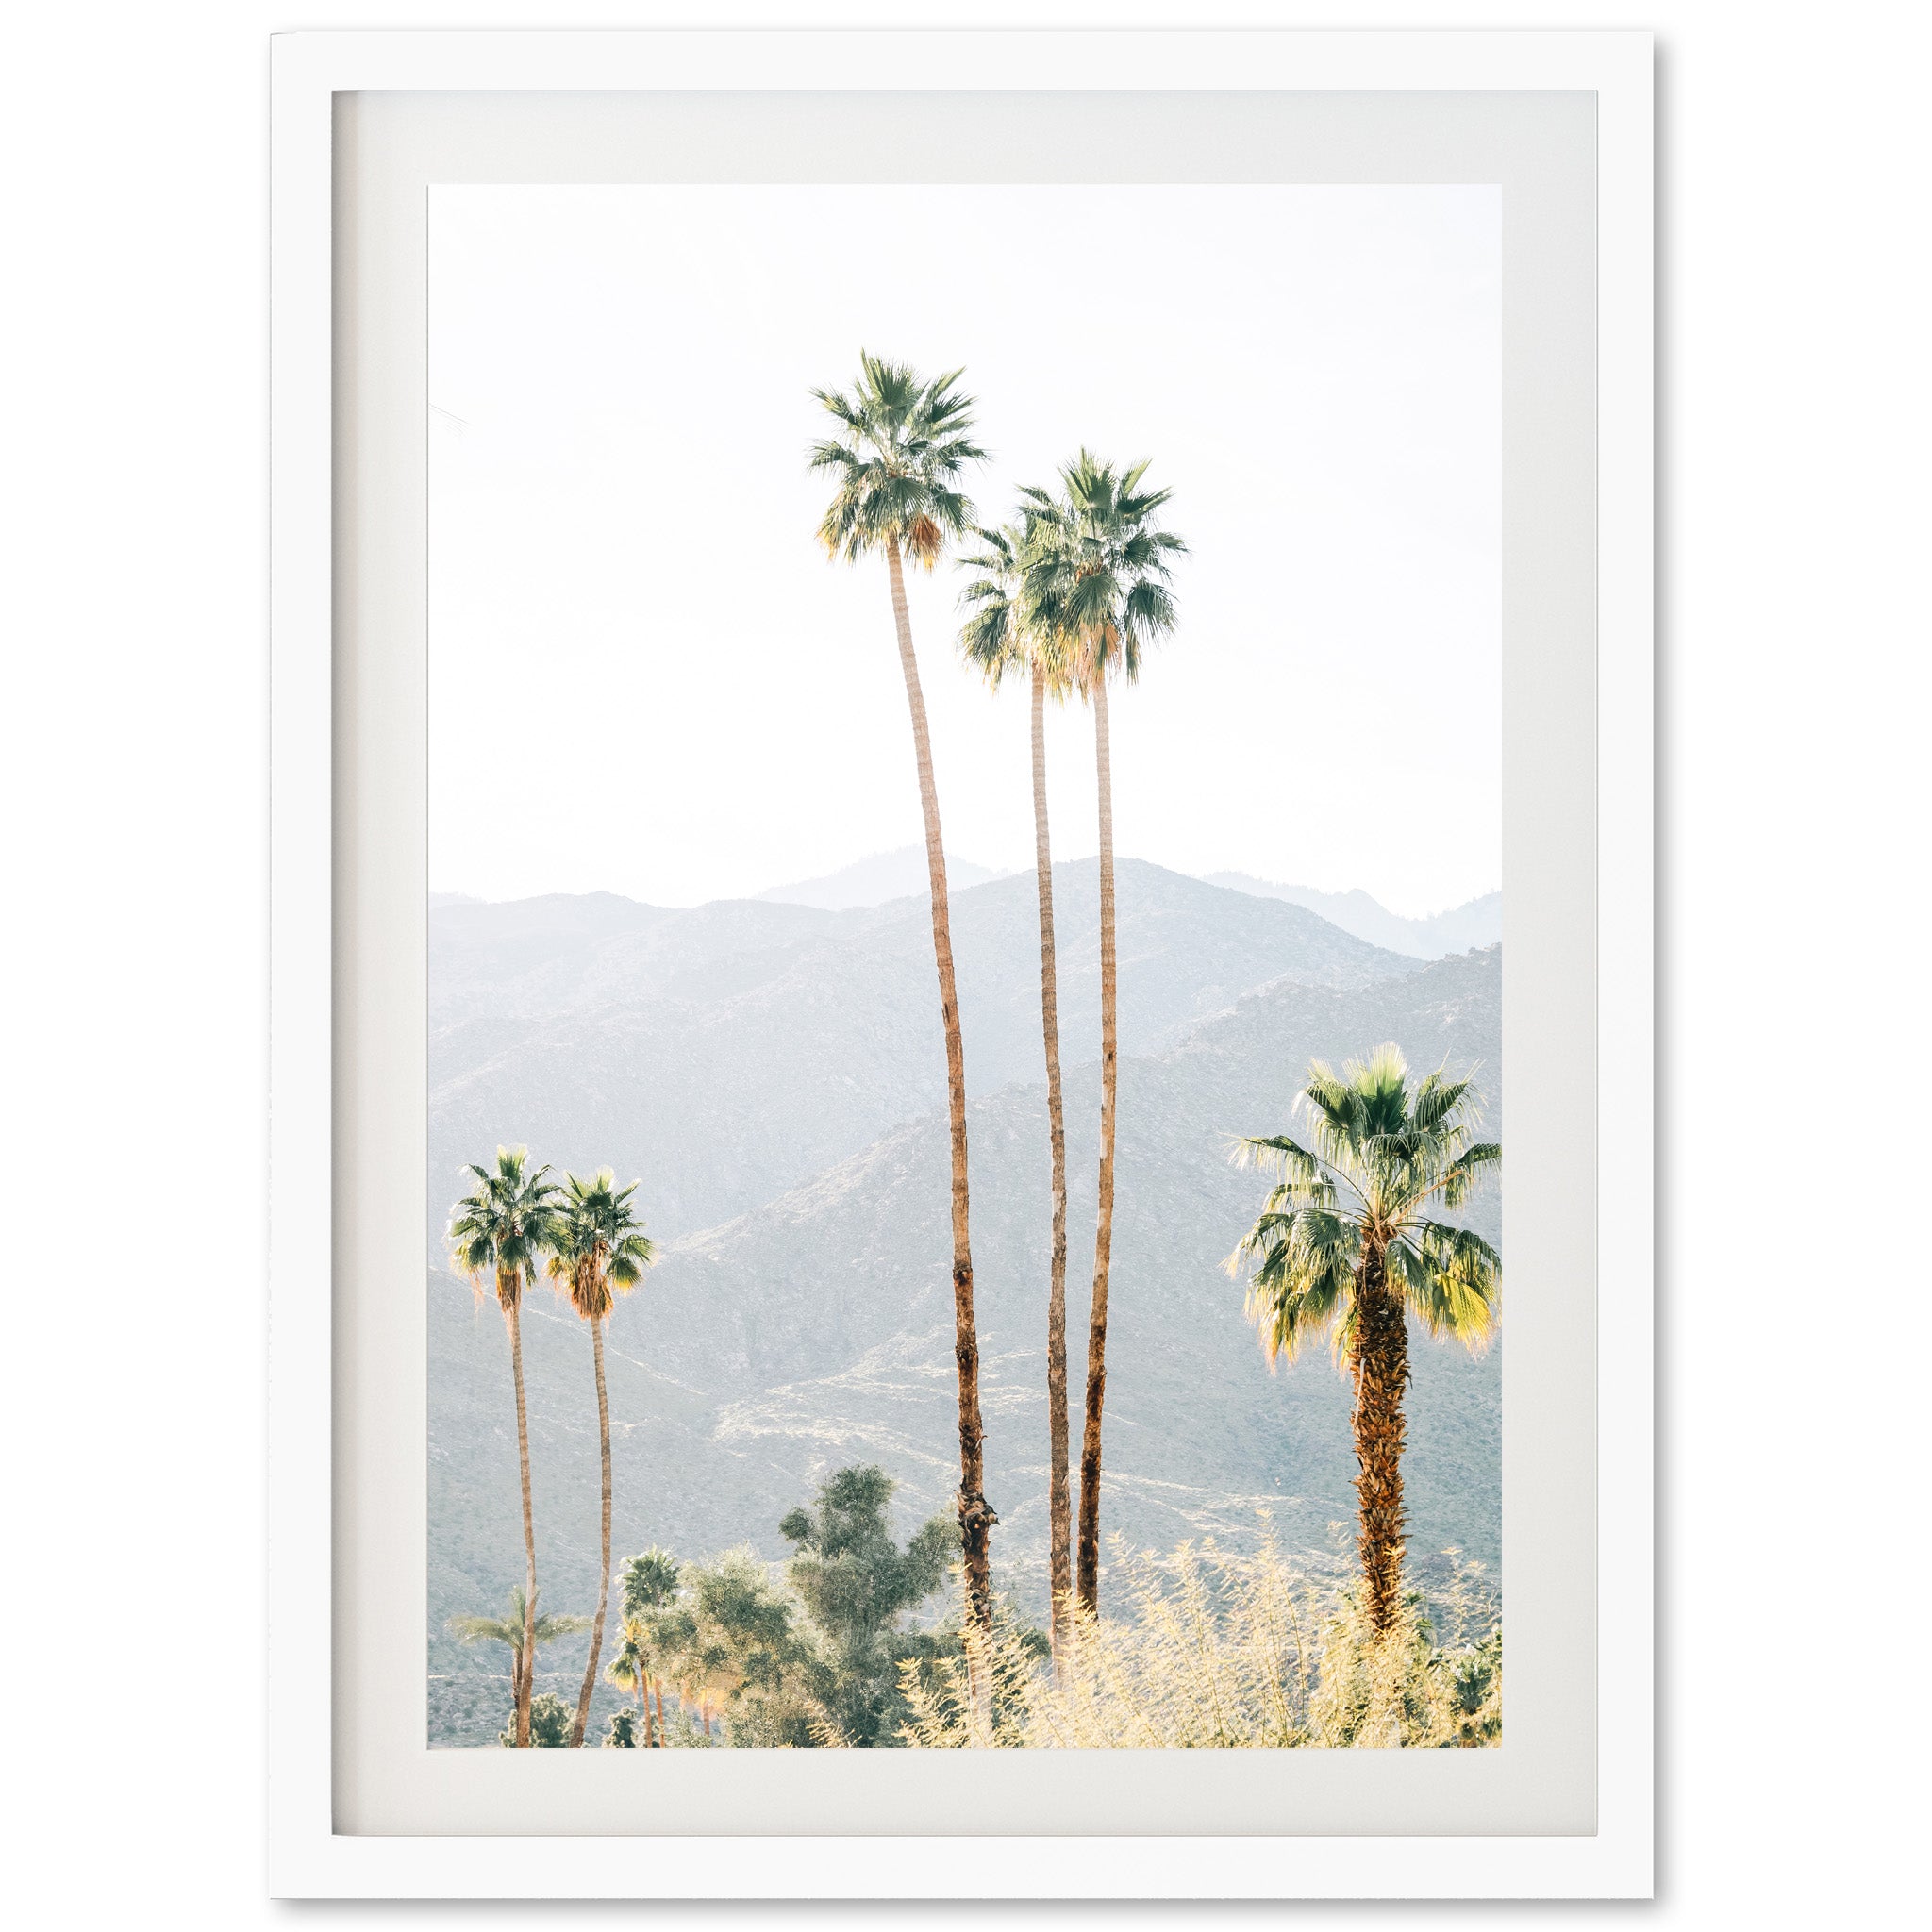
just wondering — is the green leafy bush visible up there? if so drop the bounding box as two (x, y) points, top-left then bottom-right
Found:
(499, 1691), (573, 1749)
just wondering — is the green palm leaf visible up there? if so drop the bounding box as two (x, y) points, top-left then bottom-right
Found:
(808, 352), (986, 570)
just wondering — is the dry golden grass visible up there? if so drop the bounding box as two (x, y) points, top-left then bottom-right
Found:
(899, 1532), (1500, 1750)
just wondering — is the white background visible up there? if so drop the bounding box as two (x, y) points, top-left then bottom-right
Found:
(3, 0), (1924, 1925)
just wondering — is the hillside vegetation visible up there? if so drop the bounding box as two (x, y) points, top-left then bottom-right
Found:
(428, 873), (1499, 1746)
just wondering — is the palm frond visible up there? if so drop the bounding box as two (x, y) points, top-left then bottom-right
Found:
(446, 1147), (561, 1304)
(1232, 1050), (1501, 1366)
(447, 1585), (589, 1655)
(807, 354), (985, 566)
(544, 1166), (656, 1323)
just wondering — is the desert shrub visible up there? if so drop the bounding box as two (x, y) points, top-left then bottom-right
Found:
(781, 1464), (958, 1746)
(499, 1690), (573, 1749)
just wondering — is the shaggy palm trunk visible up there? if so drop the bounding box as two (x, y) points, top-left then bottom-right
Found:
(570, 1314), (615, 1746)
(1076, 670), (1118, 1613)
(1351, 1241), (1411, 1633)
(504, 1279), (537, 1749)
(1030, 664), (1073, 1663)
(884, 537), (994, 1660)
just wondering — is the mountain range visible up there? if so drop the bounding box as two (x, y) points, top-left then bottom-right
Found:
(757, 846), (1013, 908)
(750, 846), (1501, 962)
(1205, 874), (1503, 959)
(427, 861), (1503, 1745)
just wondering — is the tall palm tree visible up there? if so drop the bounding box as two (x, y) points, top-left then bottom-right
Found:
(1023, 452), (1186, 1614)
(447, 1586), (590, 1741)
(446, 1145), (560, 1746)
(808, 353), (1000, 1645)
(1226, 1046), (1502, 1633)
(958, 519), (1076, 1662)
(544, 1167), (657, 1746)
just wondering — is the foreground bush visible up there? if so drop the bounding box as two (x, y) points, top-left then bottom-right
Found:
(498, 1690), (573, 1749)
(898, 1536), (1500, 1749)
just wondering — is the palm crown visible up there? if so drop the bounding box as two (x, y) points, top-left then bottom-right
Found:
(605, 1619), (653, 1697)
(958, 520), (1074, 695)
(808, 352), (986, 568)
(544, 1167), (656, 1324)
(1021, 450), (1186, 688)
(1226, 1045), (1501, 1366)
(622, 1547), (682, 1618)
(447, 1145), (559, 1310)
(447, 1586), (590, 1655)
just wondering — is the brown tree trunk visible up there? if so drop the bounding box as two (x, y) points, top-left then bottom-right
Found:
(570, 1313), (614, 1746)
(1351, 1242), (1411, 1633)
(884, 538), (994, 1655)
(1030, 664), (1073, 1663)
(504, 1279), (537, 1748)
(1076, 670), (1118, 1614)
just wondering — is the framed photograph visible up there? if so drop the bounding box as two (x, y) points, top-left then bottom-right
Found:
(271, 25), (1653, 1898)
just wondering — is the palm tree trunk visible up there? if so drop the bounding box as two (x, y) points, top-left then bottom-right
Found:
(1030, 663), (1073, 1663)
(506, 1284), (537, 1748)
(1076, 669), (1118, 1613)
(1351, 1242), (1411, 1633)
(570, 1313), (615, 1746)
(884, 537), (994, 1651)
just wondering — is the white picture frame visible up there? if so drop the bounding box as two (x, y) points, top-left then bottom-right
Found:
(271, 25), (1653, 1899)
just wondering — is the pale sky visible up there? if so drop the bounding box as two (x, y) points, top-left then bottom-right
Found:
(429, 184), (1500, 918)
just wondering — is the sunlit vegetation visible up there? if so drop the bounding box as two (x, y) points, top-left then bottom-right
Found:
(899, 1536), (1499, 1751)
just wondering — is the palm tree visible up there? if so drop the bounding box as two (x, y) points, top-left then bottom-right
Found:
(446, 1146), (560, 1745)
(808, 353), (999, 1645)
(544, 1167), (657, 1746)
(958, 519), (1076, 1662)
(605, 1621), (657, 1748)
(1225, 1046), (1501, 1633)
(1023, 452), (1186, 1614)
(447, 1586), (590, 1743)
(619, 1546), (681, 1745)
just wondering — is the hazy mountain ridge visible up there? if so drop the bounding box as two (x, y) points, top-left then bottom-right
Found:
(757, 845), (1014, 908)
(1206, 874), (1502, 959)
(428, 908), (1502, 1745)
(428, 859), (1420, 1243)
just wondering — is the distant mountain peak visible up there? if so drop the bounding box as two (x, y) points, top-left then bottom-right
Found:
(757, 845), (1015, 912)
